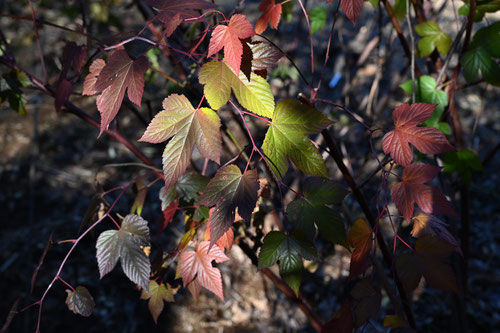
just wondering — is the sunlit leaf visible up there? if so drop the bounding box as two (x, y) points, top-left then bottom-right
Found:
(179, 241), (229, 301)
(208, 14), (255, 74)
(96, 214), (151, 290)
(382, 103), (454, 166)
(255, 0), (282, 34)
(139, 94), (221, 189)
(262, 99), (333, 179)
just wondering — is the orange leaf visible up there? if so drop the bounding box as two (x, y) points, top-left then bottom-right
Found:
(255, 0), (282, 34)
(347, 218), (372, 277)
(208, 14), (255, 74)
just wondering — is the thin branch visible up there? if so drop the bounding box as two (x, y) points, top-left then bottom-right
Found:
(405, 0), (416, 104)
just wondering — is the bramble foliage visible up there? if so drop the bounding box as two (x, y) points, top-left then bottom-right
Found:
(1, 0), (497, 331)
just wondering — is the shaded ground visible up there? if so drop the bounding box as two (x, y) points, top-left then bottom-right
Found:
(1, 0), (499, 332)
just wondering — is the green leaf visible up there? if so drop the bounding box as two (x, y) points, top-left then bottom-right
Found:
(459, 0), (500, 22)
(96, 214), (151, 291)
(258, 231), (287, 269)
(177, 172), (209, 202)
(289, 232), (319, 261)
(199, 60), (275, 118)
(262, 99), (333, 179)
(442, 148), (483, 185)
(461, 22), (500, 86)
(140, 281), (175, 323)
(286, 178), (349, 247)
(279, 249), (303, 296)
(400, 76), (449, 131)
(139, 94), (222, 189)
(393, 0), (406, 20)
(462, 47), (500, 86)
(415, 21), (452, 56)
(65, 286), (95, 317)
(310, 7), (327, 35)
(258, 231), (317, 295)
(159, 185), (177, 211)
(198, 165), (260, 245)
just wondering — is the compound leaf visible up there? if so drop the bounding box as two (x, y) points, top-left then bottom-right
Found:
(96, 214), (151, 291)
(391, 163), (457, 221)
(65, 286), (95, 317)
(198, 165), (259, 245)
(139, 94), (221, 190)
(140, 280), (175, 323)
(262, 99), (333, 179)
(208, 14), (255, 74)
(382, 103), (454, 166)
(415, 21), (452, 56)
(179, 241), (230, 301)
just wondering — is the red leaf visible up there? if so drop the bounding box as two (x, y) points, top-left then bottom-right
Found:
(208, 14), (255, 74)
(322, 301), (353, 333)
(55, 79), (73, 112)
(339, 0), (364, 26)
(145, 0), (215, 37)
(382, 103), (454, 166)
(92, 50), (149, 135)
(158, 200), (179, 234)
(347, 218), (372, 277)
(82, 59), (106, 96)
(391, 163), (457, 221)
(255, 0), (282, 34)
(59, 42), (86, 80)
(179, 241), (229, 301)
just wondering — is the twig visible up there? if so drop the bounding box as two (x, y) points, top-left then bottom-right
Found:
(405, 0), (416, 104)
(381, 0), (422, 76)
(28, 0), (47, 83)
(436, 20), (467, 86)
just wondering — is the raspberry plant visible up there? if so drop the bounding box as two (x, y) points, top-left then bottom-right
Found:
(1, 0), (497, 331)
